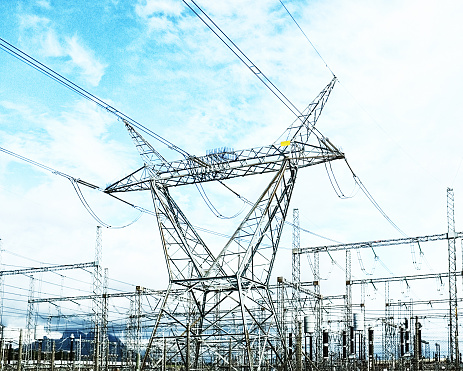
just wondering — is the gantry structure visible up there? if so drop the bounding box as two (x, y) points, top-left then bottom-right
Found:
(104, 77), (344, 370)
(291, 189), (462, 369)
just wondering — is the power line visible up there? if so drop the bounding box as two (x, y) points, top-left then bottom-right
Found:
(278, 0), (335, 77)
(0, 37), (188, 158)
(276, 0), (411, 242)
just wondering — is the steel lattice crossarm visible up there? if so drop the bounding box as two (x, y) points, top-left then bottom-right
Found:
(104, 77), (343, 192)
(350, 271), (461, 285)
(294, 231), (463, 254)
(0, 261), (96, 276)
(387, 298), (463, 307)
(274, 276), (321, 299)
(29, 287), (186, 304)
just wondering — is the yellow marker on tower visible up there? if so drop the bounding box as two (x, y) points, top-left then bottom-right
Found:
(280, 140), (291, 147)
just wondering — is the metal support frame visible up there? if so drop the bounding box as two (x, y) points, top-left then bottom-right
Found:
(295, 232), (463, 254)
(101, 76), (343, 370)
(141, 160), (298, 370)
(345, 250), (352, 341)
(292, 209), (301, 343)
(25, 275), (35, 362)
(102, 268), (109, 371)
(93, 226), (103, 371)
(384, 282), (395, 362)
(447, 188), (459, 365)
(314, 250), (321, 362)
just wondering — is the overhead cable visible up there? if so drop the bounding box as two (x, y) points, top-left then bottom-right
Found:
(182, 0), (303, 119)
(0, 146), (143, 229)
(277, 0), (416, 262)
(0, 37), (188, 158)
(195, 183), (246, 219)
(344, 158), (407, 238)
(278, 0), (336, 77)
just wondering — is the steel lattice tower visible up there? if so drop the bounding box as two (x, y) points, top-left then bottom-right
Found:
(93, 226), (103, 371)
(447, 188), (459, 365)
(102, 268), (109, 371)
(314, 248), (322, 361)
(125, 296), (136, 365)
(345, 250), (352, 334)
(25, 275), (35, 362)
(292, 209), (301, 335)
(105, 78), (344, 370)
(384, 282), (395, 361)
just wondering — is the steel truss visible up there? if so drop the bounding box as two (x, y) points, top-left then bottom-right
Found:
(294, 219), (462, 368)
(104, 78), (343, 370)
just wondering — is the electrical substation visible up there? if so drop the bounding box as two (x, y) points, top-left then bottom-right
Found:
(0, 2), (462, 371)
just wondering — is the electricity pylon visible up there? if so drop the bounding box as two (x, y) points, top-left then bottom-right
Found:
(105, 77), (344, 370)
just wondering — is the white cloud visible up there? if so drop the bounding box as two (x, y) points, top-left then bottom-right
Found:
(18, 14), (106, 86)
(36, 0), (52, 9)
(135, 0), (184, 35)
(42, 28), (65, 57)
(135, 0), (183, 18)
(0, 100), (33, 116)
(18, 13), (49, 29)
(65, 35), (106, 86)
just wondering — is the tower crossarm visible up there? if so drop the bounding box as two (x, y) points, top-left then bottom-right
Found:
(294, 232), (463, 254)
(105, 77), (341, 193)
(0, 261), (96, 276)
(350, 271), (462, 285)
(105, 142), (343, 192)
(29, 287), (185, 304)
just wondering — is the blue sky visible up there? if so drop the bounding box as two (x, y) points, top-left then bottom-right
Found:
(1, 0), (463, 340)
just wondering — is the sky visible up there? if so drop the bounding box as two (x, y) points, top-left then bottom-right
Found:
(1, 0), (463, 347)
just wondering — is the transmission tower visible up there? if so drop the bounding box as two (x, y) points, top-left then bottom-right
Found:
(93, 226), (103, 371)
(25, 275), (35, 362)
(104, 77), (343, 369)
(447, 188), (459, 365)
(292, 209), (301, 337)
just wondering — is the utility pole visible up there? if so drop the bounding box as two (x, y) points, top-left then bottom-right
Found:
(414, 317), (421, 371)
(17, 330), (22, 371)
